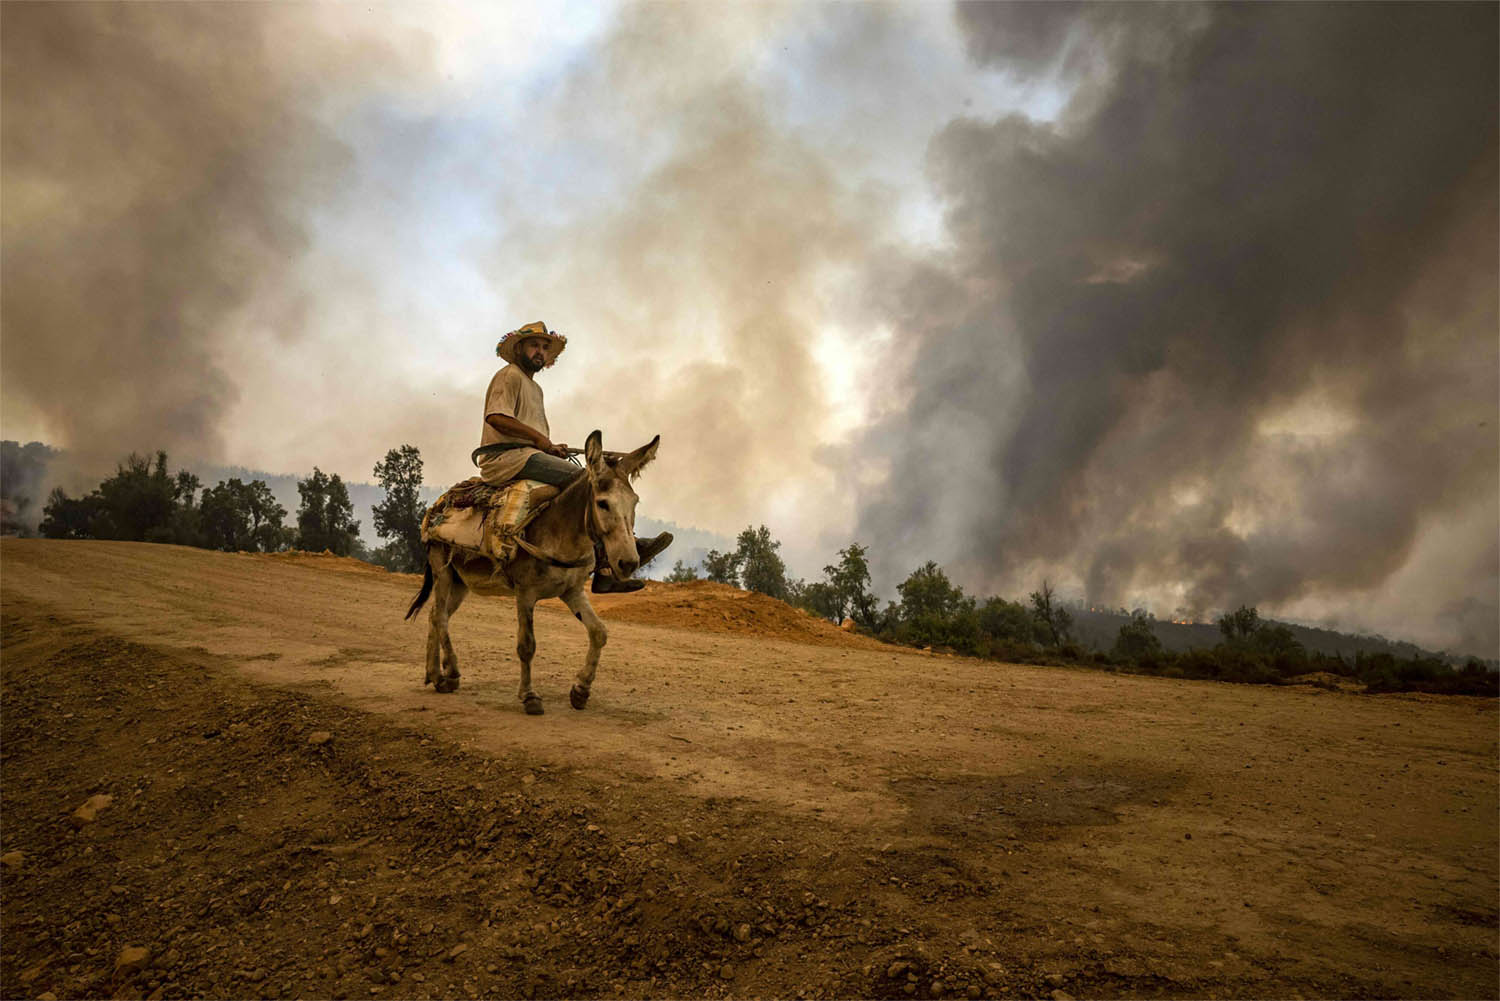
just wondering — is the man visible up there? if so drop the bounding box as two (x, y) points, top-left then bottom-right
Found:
(474, 320), (671, 593)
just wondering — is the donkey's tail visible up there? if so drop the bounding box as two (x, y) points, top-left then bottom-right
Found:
(405, 561), (434, 620)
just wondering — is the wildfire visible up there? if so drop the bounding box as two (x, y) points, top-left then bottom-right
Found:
(1086, 604), (1204, 626)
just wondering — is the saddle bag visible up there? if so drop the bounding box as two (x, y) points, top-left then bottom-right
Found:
(421, 477), (554, 566)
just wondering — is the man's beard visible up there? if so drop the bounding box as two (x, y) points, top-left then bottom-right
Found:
(518, 354), (544, 374)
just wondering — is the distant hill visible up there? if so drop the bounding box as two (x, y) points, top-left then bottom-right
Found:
(633, 515), (732, 578)
(1067, 606), (1493, 669)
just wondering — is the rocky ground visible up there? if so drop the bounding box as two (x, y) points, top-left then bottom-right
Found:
(1, 540), (1496, 999)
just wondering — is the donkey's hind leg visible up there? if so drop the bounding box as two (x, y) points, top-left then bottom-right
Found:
(426, 552), (461, 693)
(561, 587), (607, 710)
(439, 572), (468, 683)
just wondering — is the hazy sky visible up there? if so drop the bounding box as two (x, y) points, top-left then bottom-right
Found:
(3, 2), (1495, 656)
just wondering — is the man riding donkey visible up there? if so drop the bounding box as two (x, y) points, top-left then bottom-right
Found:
(473, 320), (672, 592)
(409, 320), (665, 708)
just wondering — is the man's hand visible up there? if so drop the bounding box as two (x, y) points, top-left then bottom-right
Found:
(535, 436), (570, 458)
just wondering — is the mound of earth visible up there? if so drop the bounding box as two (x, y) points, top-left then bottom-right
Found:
(589, 580), (885, 649)
(1282, 671), (1367, 692)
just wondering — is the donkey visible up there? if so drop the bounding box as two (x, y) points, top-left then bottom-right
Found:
(405, 430), (659, 714)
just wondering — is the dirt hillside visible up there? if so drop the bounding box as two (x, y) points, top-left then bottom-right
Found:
(588, 578), (889, 649)
(1, 539), (1495, 1000)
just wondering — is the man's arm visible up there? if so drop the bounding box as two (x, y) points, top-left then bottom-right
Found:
(486, 413), (569, 456)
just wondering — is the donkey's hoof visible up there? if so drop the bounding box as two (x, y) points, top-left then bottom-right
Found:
(434, 675), (459, 694)
(523, 694), (545, 716)
(569, 685), (590, 710)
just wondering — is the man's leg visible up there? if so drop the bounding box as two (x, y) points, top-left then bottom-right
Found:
(516, 452), (585, 486)
(592, 531), (673, 593)
(636, 533), (673, 568)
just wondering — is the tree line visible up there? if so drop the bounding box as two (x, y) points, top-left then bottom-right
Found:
(661, 525), (1497, 698)
(661, 528), (1078, 656)
(1105, 603), (1496, 696)
(38, 446), (429, 573)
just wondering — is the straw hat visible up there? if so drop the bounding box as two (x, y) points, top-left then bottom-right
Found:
(496, 320), (568, 367)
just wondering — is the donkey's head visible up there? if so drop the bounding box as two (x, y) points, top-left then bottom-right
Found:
(584, 429), (660, 579)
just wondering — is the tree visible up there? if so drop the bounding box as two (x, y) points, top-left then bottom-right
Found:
(897, 561), (979, 649)
(899, 562), (970, 620)
(199, 480), (245, 551)
(365, 539), (411, 572)
(173, 470), (201, 507)
(702, 548), (741, 586)
(161, 470), (206, 546)
(1113, 610), (1164, 662)
(296, 467), (360, 556)
(38, 486), (101, 539)
(94, 451), (179, 541)
(665, 559), (700, 583)
(1029, 580), (1073, 647)
(372, 444), (425, 573)
(824, 542), (878, 627)
(735, 525), (789, 599)
(978, 596), (1040, 645)
(200, 478), (287, 552)
(1218, 605), (1261, 643)
(36, 451), (200, 545)
(796, 579), (843, 623)
(1249, 623), (1306, 675)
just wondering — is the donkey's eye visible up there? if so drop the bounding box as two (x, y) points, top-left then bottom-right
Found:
(597, 500), (610, 512)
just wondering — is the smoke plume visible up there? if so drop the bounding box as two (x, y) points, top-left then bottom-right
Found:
(484, 4), (889, 548)
(1, 3), (417, 476)
(856, 3), (1498, 653)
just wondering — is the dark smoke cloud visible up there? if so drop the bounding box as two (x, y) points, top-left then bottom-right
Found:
(1, 3), (421, 475)
(856, 3), (1498, 653)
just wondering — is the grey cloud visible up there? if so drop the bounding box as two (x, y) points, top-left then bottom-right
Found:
(857, 3), (1498, 653)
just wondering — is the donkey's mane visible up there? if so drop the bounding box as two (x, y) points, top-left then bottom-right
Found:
(535, 467), (586, 532)
(556, 466), (594, 503)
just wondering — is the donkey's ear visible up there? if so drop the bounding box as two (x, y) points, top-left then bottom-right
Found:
(617, 434), (660, 481)
(584, 430), (605, 476)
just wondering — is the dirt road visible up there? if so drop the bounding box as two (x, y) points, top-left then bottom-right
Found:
(2, 539), (1495, 999)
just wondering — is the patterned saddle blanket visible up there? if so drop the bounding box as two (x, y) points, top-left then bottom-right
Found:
(420, 478), (554, 565)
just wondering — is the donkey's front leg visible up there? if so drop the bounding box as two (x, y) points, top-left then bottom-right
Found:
(561, 587), (608, 710)
(515, 593), (544, 715)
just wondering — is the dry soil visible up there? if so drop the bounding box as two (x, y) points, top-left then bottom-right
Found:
(1, 539), (1495, 1000)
